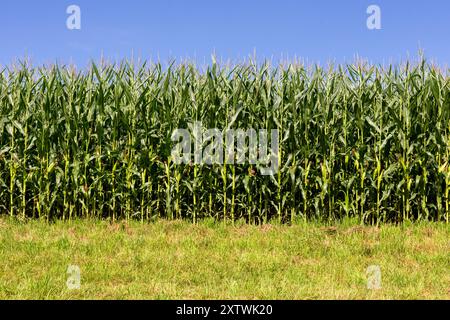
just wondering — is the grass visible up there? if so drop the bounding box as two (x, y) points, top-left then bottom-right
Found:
(0, 217), (448, 299)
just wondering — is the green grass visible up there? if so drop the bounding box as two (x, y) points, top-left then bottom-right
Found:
(0, 217), (448, 299)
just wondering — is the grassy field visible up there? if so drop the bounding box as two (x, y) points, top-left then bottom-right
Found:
(0, 217), (448, 299)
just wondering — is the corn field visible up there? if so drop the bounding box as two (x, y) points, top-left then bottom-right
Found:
(0, 59), (449, 224)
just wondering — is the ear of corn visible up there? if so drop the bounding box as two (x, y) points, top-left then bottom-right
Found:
(0, 59), (448, 224)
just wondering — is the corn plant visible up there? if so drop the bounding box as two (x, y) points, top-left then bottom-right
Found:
(0, 58), (448, 224)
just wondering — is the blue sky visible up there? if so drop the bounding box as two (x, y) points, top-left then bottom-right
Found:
(1, 1), (449, 67)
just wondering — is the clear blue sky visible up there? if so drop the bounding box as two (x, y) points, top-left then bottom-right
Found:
(1, 0), (449, 67)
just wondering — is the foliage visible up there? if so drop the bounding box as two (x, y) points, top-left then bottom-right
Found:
(0, 59), (449, 223)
